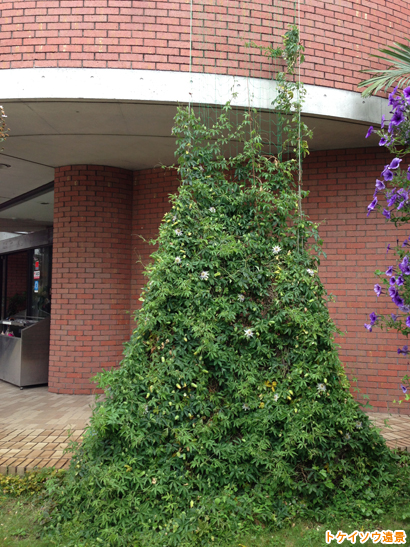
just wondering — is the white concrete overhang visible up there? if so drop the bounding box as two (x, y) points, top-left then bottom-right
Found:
(0, 68), (389, 230)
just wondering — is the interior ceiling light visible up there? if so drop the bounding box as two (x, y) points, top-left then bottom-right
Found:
(0, 164), (11, 169)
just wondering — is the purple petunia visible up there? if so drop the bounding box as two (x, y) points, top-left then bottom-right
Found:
(389, 108), (405, 130)
(383, 208), (391, 219)
(375, 179), (385, 191)
(394, 295), (405, 307)
(404, 87), (410, 103)
(387, 189), (398, 207)
(365, 126), (374, 138)
(379, 136), (389, 146)
(369, 312), (378, 325)
(387, 244), (391, 254)
(389, 158), (402, 170)
(401, 384), (408, 394)
(364, 323), (372, 332)
(374, 284), (382, 297)
(391, 313), (398, 322)
(406, 317), (410, 328)
(381, 114), (386, 128)
(390, 276), (396, 285)
(397, 275), (405, 286)
(398, 345), (409, 355)
(386, 265), (394, 276)
(389, 285), (398, 298)
(399, 255), (410, 275)
(382, 166), (394, 181)
(367, 197), (378, 216)
(407, 166), (410, 182)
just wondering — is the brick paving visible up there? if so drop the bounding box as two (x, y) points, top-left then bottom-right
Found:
(0, 380), (409, 475)
(0, 380), (94, 475)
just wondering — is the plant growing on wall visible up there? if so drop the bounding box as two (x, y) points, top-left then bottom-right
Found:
(364, 85), (410, 402)
(44, 30), (399, 547)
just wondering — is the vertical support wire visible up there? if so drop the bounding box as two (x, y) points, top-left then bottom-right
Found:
(189, 0), (193, 112)
(297, 0), (302, 220)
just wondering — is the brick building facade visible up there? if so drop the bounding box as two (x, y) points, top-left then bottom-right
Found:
(0, 0), (409, 412)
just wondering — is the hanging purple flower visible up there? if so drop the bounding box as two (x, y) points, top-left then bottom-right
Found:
(404, 87), (410, 103)
(401, 384), (408, 394)
(389, 158), (402, 170)
(365, 126), (374, 138)
(382, 166), (394, 181)
(390, 276), (396, 285)
(391, 313), (398, 322)
(381, 114), (386, 128)
(386, 265), (394, 276)
(400, 304), (410, 312)
(383, 209), (391, 219)
(375, 179), (385, 191)
(397, 275), (405, 286)
(389, 108), (405, 129)
(387, 244), (391, 254)
(389, 285), (398, 298)
(369, 312), (378, 325)
(407, 166), (410, 182)
(367, 197), (378, 216)
(406, 317), (410, 328)
(399, 255), (410, 275)
(397, 346), (409, 355)
(387, 189), (398, 207)
(388, 85), (399, 106)
(374, 284), (382, 297)
(379, 136), (389, 146)
(364, 323), (373, 332)
(393, 294), (405, 307)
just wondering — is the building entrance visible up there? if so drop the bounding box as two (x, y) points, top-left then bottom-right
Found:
(0, 244), (52, 388)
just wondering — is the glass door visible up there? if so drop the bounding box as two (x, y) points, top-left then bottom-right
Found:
(27, 247), (52, 319)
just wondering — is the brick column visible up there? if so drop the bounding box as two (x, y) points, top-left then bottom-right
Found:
(49, 165), (133, 394)
(130, 168), (180, 323)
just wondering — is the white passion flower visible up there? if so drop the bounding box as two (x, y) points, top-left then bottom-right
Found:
(200, 271), (209, 280)
(317, 383), (326, 393)
(242, 403), (250, 411)
(238, 294), (245, 302)
(306, 269), (315, 276)
(273, 393), (279, 402)
(244, 328), (254, 338)
(209, 207), (216, 213)
(175, 256), (182, 264)
(175, 228), (183, 236)
(272, 245), (281, 254)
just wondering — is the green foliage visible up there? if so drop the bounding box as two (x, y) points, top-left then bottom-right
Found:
(359, 40), (410, 97)
(0, 469), (62, 497)
(43, 99), (397, 546)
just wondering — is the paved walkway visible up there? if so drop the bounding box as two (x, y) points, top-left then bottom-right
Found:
(0, 381), (94, 475)
(0, 380), (409, 475)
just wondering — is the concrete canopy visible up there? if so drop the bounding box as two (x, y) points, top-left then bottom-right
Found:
(0, 68), (388, 231)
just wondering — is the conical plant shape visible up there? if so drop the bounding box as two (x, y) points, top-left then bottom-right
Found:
(46, 106), (397, 547)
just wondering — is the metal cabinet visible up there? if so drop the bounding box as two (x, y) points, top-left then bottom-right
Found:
(0, 317), (50, 387)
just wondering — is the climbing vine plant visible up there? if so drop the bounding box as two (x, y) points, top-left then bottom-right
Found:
(44, 28), (398, 547)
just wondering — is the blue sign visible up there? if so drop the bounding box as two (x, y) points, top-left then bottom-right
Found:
(34, 280), (39, 293)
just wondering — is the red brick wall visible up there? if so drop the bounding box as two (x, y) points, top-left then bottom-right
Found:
(304, 148), (409, 413)
(131, 159), (410, 413)
(50, 165), (133, 394)
(1, 0), (409, 92)
(6, 251), (27, 309)
(131, 168), (179, 319)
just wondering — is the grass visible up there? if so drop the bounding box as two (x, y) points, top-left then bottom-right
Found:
(1, 489), (410, 547)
